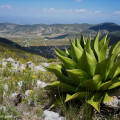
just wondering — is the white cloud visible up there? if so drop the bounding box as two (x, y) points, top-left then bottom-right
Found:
(43, 8), (88, 14)
(43, 8), (56, 12)
(75, 9), (87, 13)
(75, 0), (83, 2)
(114, 11), (120, 15)
(0, 5), (12, 10)
(49, 8), (55, 11)
(94, 11), (102, 14)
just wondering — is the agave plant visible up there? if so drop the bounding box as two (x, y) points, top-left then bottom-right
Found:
(45, 32), (120, 112)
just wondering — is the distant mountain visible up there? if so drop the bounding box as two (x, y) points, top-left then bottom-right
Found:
(89, 22), (120, 32)
(0, 22), (120, 37)
(0, 22), (120, 47)
(0, 23), (92, 35)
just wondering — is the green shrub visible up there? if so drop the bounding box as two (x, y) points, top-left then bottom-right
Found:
(45, 32), (120, 112)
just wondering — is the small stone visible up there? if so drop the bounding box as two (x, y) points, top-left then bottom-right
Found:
(103, 96), (120, 108)
(21, 64), (25, 70)
(0, 106), (6, 113)
(25, 90), (31, 98)
(26, 61), (35, 68)
(27, 101), (35, 107)
(37, 80), (47, 88)
(43, 110), (65, 120)
(42, 63), (50, 67)
(12, 93), (22, 106)
(12, 61), (19, 70)
(17, 81), (23, 88)
(58, 117), (66, 120)
(4, 84), (8, 91)
(6, 57), (15, 63)
(34, 66), (46, 71)
(43, 110), (59, 120)
(11, 92), (18, 98)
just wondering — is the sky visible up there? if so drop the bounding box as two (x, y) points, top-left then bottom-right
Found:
(0, 0), (120, 24)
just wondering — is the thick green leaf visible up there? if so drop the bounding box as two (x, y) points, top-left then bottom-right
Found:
(78, 51), (97, 76)
(108, 78), (120, 90)
(95, 57), (111, 80)
(65, 48), (72, 57)
(98, 38), (110, 62)
(45, 81), (61, 90)
(74, 37), (77, 46)
(81, 75), (102, 91)
(80, 34), (85, 48)
(85, 35), (94, 56)
(45, 81), (79, 92)
(114, 67), (120, 78)
(74, 38), (83, 51)
(93, 32), (100, 57)
(55, 48), (68, 57)
(87, 92), (103, 112)
(108, 41), (120, 57)
(108, 47), (120, 70)
(71, 42), (82, 62)
(56, 51), (77, 69)
(67, 69), (91, 86)
(65, 92), (89, 102)
(46, 65), (70, 84)
(103, 93), (112, 103)
(99, 77), (120, 91)
(98, 35), (107, 50)
(108, 82), (120, 90)
(108, 59), (120, 79)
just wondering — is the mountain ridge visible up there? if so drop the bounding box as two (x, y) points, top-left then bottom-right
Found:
(0, 22), (120, 47)
(0, 22), (120, 35)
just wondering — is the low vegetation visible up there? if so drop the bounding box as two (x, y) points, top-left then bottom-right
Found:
(0, 42), (46, 63)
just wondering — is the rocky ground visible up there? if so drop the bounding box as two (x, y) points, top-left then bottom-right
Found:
(1, 57), (120, 120)
(0, 57), (65, 120)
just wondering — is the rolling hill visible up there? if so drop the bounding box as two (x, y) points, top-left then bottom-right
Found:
(0, 22), (120, 48)
(0, 38), (46, 63)
(89, 22), (120, 32)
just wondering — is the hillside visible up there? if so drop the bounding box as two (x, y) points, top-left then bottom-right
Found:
(0, 40), (46, 63)
(0, 23), (92, 35)
(89, 22), (120, 32)
(0, 22), (120, 36)
(0, 37), (70, 58)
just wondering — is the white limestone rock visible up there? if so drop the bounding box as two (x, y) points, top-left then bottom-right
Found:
(26, 61), (35, 68)
(6, 57), (15, 63)
(12, 61), (19, 70)
(2, 61), (7, 67)
(42, 63), (50, 67)
(103, 96), (120, 108)
(25, 90), (31, 98)
(0, 106), (6, 113)
(34, 66), (46, 72)
(43, 110), (65, 120)
(20, 64), (26, 70)
(11, 92), (18, 98)
(4, 84), (8, 91)
(17, 81), (23, 88)
(37, 80), (47, 89)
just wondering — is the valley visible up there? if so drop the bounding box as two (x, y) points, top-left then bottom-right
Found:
(0, 22), (120, 47)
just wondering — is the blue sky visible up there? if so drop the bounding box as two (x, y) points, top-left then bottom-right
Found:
(0, 0), (120, 24)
